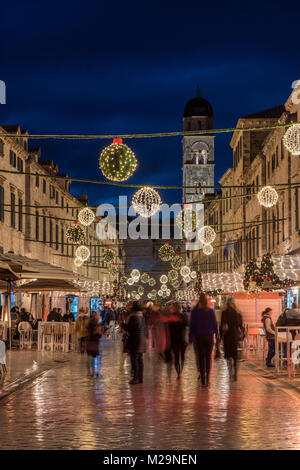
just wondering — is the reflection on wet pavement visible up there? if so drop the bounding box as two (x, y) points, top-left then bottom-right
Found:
(0, 340), (300, 450)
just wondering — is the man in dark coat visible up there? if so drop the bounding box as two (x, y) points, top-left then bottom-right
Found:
(47, 308), (61, 322)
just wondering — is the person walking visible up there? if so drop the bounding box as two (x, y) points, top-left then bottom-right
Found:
(189, 293), (219, 386)
(167, 303), (188, 383)
(86, 311), (102, 376)
(122, 301), (148, 385)
(75, 307), (90, 354)
(262, 308), (276, 368)
(220, 298), (244, 381)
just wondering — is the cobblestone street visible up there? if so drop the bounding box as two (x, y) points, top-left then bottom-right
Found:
(1, 340), (300, 450)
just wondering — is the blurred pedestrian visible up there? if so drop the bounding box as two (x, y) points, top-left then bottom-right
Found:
(262, 308), (275, 368)
(75, 307), (90, 353)
(189, 293), (219, 386)
(86, 311), (102, 376)
(220, 298), (244, 381)
(47, 307), (61, 322)
(122, 301), (148, 385)
(63, 309), (75, 322)
(167, 303), (188, 383)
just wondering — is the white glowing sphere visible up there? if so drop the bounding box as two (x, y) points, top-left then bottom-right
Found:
(283, 124), (300, 156)
(74, 257), (83, 267)
(203, 243), (213, 255)
(131, 269), (140, 280)
(160, 275), (168, 284)
(161, 284), (167, 292)
(127, 277), (134, 286)
(78, 207), (95, 226)
(180, 266), (190, 277)
(257, 186), (278, 208)
(132, 186), (162, 218)
(198, 225), (216, 244)
(191, 271), (197, 279)
(75, 245), (90, 261)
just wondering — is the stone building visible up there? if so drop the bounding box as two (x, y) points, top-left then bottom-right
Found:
(0, 125), (124, 287)
(197, 82), (300, 274)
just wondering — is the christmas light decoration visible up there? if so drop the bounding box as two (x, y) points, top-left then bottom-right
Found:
(132, 186), (162, 218)
(168, 269), (178, 282)
(141, 273), (150, 284)
(158, 290), (163, 296)
(78, 207), (95, 226)
(149, 278), (156, 287)
(161, 284), (167, 292)
(138, 286), (144, 295)
(131, 291), (137, 299)
(66, 222), (85, 244)
(99, 141), (137, 181)
(184, 275), (191, 283)
(108, 264), (118, 276)
(166, 289), (171, 296)
(171, 279), (180, 289)
(158, 243), (175, 261)
(203, 244), (213, 255)
(120, 275), (127, 285)
(160, 275), (168, 284)
(74, 257), (83, 267)
(191, 271), (197, 279)
(75, 245), (90, 261)
(283, 124), (300, 155)
(151, 289), (157, 296)
(198, 225), (216, 244)
(171, 255), (184, 270)
(130, 269), (140, 281)
(176, 208), (199, 232)
(103, 248), (115, 263)
(127, 278), (134, 286)
(257, 186), (278, 208)
(180, 266), (190, 277)
(135, 294), (141, 300)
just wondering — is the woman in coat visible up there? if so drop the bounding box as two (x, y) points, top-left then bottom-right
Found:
(122, 301), (148, 385)
(86, 311), (102, 376)
(167, 303), (188, 383)
(220, 298), (244, 381)
(189, 293), (219, 386)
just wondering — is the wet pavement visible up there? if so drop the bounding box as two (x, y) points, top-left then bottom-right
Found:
(0, 340), (300, 450)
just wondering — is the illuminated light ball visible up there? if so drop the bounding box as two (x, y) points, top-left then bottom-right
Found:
(149, 278), (156, 287)
(108, 264), (118, 276)
(159, 243), (175, 261)
(151, 289), (157, 296)
(141, 273), (150, 284)
(171, 279), (180, 289)
(161, 284), (168, 292)
(184, 275), (191, 283)
(127, 277), (134, 286)
(171, 255), (184, 270)
(99, 142), (137, 181)
(158, 290), (163, 297)
(131, 291), (137, 299)
(162, 291), (169, 298)
(160, 275), (168, 284)
(166, 289), (171, 296)
(180, 266), (191, 277)
(74, 257), (83, 267)
(257, 186), (278, 208)
(78, 207), (95, 226)
(191, 271), (197, 279)
(168, 269), (178, 282)
(132, 186), (162, 218)
(135, 294), (141, 300)
(75, 245), (90, 261)
(120, 275), (127, 285)
(147, 293), (152, 299)
(203, 243), (213, 255)
(283, 124), (300, 156)
(130, 269), (140, 281)
(103, 248), (115, 264)
(176, 208), (200, 232)
(198, 225), (216, 244)
(66, 222), (85, 244)
(138, 286), (144, 295)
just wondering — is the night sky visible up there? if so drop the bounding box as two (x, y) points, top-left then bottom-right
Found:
(1, 0), (300, 208)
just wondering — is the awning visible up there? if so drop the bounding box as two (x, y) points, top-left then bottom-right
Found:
(13, 279), (89, 293)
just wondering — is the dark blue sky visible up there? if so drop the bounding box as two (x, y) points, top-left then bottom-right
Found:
(1, 0), (300, 207)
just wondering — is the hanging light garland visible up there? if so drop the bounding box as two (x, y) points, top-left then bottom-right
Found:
(198, 225), (216, 244)
(159, 243), (175, 261)
(168, 269), (178, 282)
(132, 186), (162, 218)
(257, 186), (278, 208)
(99, 140), (137, 182)
(171, 255), (184, 270)
(66, 222), (85, 244)
(75, 245), (90, 261)
(176, 208), (200, 232)
(283, 124), (300, 156)
(160, 275), (168, 284)
(103, 248), (115, 264)
(203, 244), (213, 255)
(74, 257), (83, 267)
(78, 207), (95, 226)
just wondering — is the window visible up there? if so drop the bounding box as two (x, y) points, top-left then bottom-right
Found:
(43, 180), (46, 194)
(61, 228), (64, 253)
(10, 150), (16, 167)
(55, 224), (59, 250)
(35, 174), (39, 187)
(0, 186), (4, 222)
(17, 157), (23, 172)
(268, 161), (270, 179)
(276, 146), (279, 167)
(61, 197), (64, 208)
(35, 210), (39, 240)
(55, 191), (58, 204)
(18, 198), (23, 232)
(66, 203), (69, 214)
(50, 220), (53, 247)
(43, 216), (47, 242)
(0, 139), (4, 157)
(281, 140), (284, 160)
(11, 192), (15, 228)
